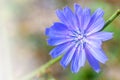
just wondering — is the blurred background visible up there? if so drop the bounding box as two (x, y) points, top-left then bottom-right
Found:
(0, 0), (120, 80)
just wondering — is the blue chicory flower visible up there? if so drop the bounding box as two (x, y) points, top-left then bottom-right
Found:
(45, 3), (113, 73)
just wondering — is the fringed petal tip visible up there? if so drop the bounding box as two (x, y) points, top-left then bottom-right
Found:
(94, 8), (104, 17)
(45, 28), (50, 36)
(60, 60), (67, 69)
(74, 3), (82, 10)
(95, 69), (101, 73)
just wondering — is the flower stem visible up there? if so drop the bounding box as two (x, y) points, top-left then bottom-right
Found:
(21, 55), (62, 80)
(101, 9), (120, 31)
(21, 9), (120, 80)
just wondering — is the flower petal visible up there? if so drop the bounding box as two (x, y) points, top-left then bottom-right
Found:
(85, 38), (102, 48)
(47, 37), (73, 46)
(87, 17), (105, 35)
(82, 8), (91, 30)
(56, 7), (78, 31)
(85, 8), (104, 33)
(75, 5), (83, 31)
(60, 43), (78, 68)
(45, 22), (70, 38)
(88, 8), (104, 27)
(74, 3), (82, 13)
(71, 44), (86, 73)
(56, 10), (69, 26)
(91, 8), (104, 22)
(86, 43), (108, 64)
(63, 6), (79, 31)
(88, 32), (113, 41)
(86, 49), (100, 73)
(50, 42), (73, 58)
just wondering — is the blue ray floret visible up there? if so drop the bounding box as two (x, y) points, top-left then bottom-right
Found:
(45, 3), (113, 73)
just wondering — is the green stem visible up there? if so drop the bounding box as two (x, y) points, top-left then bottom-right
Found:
(21, 9), (120, 80)
(101, 9), (120, 31)
(21, 55), (62, 80)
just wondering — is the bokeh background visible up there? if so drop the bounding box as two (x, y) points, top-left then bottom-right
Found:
(0, 0), (120, 80)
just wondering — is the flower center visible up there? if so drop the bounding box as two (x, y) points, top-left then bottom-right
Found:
(77, 34), (83, 40)
(73, 33), (86, 43)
